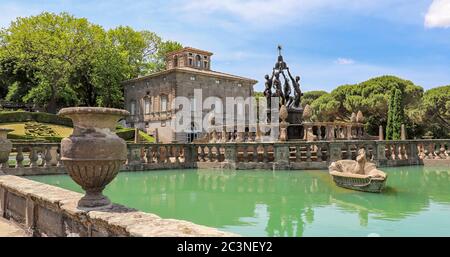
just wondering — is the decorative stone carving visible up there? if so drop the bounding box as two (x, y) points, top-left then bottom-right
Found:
(279, 105), (289, 142)
(356, 110), (364, 123)
(58, 107), (129, 209)
(303, 104), (312, 121)
(0, 128), (13, 174)
(350, 112), (357, 123)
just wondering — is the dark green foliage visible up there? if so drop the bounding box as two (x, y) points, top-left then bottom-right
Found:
(302, 90), (327, 107)
(0, 111), (72, 126)
(309, 75), (423, 136)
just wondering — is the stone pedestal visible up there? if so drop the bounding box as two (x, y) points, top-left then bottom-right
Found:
(273, 144), (290, 170)
(222, 144), (237, 169)
(329, 142), (344, 163)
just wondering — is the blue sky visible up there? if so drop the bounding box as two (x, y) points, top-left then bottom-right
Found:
(1, 0), (450, 92)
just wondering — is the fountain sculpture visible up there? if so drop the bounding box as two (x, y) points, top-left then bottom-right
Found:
(264, 45), (304, 140)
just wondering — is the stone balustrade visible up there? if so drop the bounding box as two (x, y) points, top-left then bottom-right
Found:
(206, 122), (369, 143)
(1, 139), (449, 175)
(1, 142), (65, 176)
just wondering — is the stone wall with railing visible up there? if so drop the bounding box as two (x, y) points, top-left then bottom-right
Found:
(1, 140), (449, 175)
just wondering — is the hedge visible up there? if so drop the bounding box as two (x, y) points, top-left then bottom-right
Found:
(0, 111), (72, 127)
(7, 133), (63, 143)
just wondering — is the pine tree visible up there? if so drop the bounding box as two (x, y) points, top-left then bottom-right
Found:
(386, 91), (395, 140)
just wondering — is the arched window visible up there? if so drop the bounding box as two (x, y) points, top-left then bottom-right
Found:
(130, 100), (136, 115)
(144, 97), (151, 114)
(196, 55), (201, 68)
(173, 55), (178, 67)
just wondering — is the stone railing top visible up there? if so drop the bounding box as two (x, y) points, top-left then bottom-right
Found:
(0, 175), (237, 237)
(123, 139), (450, 147)
(302, 121), (364, 126)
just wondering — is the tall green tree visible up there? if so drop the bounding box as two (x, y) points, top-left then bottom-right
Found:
(386, 90), (395, 140)
(391, 88), (404, 140)
(0, 12), (182, 112)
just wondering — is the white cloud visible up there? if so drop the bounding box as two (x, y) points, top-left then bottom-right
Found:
(335, 58), (355, 65)
(425, 0), (450, 28)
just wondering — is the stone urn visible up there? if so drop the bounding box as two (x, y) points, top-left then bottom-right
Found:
(0, 128), (13, 173)
(58, 107), (129, 209)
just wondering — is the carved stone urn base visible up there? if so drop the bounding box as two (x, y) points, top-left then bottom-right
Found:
(64, 159), (122, 209)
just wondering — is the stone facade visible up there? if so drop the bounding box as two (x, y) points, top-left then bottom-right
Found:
(123, 47), (258, 143)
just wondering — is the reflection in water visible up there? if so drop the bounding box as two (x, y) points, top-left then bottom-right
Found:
(29, 166), (450, 236)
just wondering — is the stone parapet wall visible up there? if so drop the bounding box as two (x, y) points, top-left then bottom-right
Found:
(1, 139), (449, 175)
(0, 175), (236, 237)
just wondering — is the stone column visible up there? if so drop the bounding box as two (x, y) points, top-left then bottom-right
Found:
(379, 125), (384, 141)
(223, 144), (237, 169)
(273, 143), (290, 170)
(375, 141), (387, 167)
(401, 124), (406, 140)
(409, 141), (419, 165)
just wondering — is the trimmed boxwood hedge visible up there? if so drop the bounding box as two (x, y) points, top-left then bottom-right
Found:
(7, 133), (63, 143)
(0, 111), (72, 127)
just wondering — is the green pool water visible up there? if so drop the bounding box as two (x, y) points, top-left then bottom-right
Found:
(28, 166), (450, 237)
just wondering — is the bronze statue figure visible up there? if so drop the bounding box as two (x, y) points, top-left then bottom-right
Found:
(287, 67), (302, 108)
(264, 74), (273, 109)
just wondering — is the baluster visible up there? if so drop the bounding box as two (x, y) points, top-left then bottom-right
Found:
(385, 143), (392, 160)
(174, 146), (180, 164)
(346, 144), (352, 160)
(317, 144), (322, 162)
(391, 143), (397, 160)
(155, 146), (161, 163)
(56, 145), (63, 167)
(243, 146), (248, 163)
(296, 146), (301, 162)
(146, 145), (154, 163)
(29, 146), (38, 168)
(253, 145), (259, 163)
(43, 146), (52, 168)
(428, 143), (434, 159)
(263, 145), (269, 163)
(306, 144), (312, 162)
(400, 144), (407, 160)
(200, 145), (206, 162)
(438, 143), (446, 159)
(15, 146), (24, 168)
(165, 146), (171, 163)
(446, 142), (450, 159)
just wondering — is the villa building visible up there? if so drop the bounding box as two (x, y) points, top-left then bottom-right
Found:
(123, 47), (258, 143)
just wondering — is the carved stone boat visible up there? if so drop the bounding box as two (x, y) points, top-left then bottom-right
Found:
(329, 149), (388, 193)
(329, 170), (387, 193)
